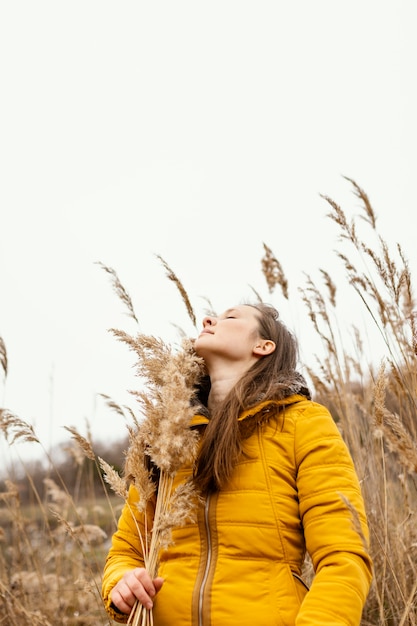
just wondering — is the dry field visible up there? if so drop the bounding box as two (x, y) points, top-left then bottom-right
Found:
(1, 179), (416, 625)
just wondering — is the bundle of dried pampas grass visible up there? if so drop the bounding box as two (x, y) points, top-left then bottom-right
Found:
(98, 260), (205, 625)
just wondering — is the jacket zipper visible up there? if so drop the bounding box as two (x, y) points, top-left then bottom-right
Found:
(292, 571), (310, 590)
(198, 494), (212, 626)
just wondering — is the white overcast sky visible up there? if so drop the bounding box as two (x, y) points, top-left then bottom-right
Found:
(1, 1), (416, 469)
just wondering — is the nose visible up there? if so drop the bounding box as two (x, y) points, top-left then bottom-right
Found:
(202, 315), (216, 328)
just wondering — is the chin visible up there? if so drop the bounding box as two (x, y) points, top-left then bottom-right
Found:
(194, 340), (209, 358)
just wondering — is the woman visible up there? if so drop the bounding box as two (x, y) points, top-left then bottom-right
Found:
(102, 303), (372, 625)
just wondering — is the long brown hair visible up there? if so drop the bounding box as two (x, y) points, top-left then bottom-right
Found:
(193, 303), (310, 493)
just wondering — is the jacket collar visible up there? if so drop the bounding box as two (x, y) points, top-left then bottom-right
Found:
(191, 394), (306, 428)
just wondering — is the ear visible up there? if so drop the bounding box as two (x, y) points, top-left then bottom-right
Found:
(253, 339), (276, 357)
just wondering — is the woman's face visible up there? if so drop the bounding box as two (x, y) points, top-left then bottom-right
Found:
(194, 305), (263, 364)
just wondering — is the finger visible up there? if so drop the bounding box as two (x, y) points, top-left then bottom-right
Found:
(133, 568), (157, 595)
(130, 569), (156, 609)
(153, 577), (164, 594)
(110, 586), (134, 615)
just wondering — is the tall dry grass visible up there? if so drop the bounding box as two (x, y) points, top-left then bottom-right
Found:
(261, 178), (416, 625)
(1, 178), (416, 624)
(0, 412), (121, 624)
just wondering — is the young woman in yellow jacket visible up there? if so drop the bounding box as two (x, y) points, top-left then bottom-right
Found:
(102, 303), (373, 625)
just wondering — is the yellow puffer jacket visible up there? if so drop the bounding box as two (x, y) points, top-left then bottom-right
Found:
(102, 395), (372, 625)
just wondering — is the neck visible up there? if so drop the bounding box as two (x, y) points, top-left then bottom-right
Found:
(205, 360), (254, 411)
(207, 376), (237, 411)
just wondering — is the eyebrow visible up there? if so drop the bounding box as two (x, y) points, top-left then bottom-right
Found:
(224, 308), (238, 316)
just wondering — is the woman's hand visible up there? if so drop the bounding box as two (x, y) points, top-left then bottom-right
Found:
(110, 567), (164, 614)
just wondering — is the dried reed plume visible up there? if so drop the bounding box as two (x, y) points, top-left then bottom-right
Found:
(156, 254), (197, 328)
(96, 261), (139, 324)
(373, 362), (417, 474)
(0, 336), (7, 378)
(64, 425), (96, 461)
(339, 493), (369, 551)
(63, 423), (124, 527)
(43, 477), (73, 515)
(412, 314), (417, 356)
(51, 508), (107, 548)
(261, 242), (289, 299)
(98, 456), (128, 500)
(323, 182), (415, 361)
(0, 409), (39, 445)
(98, 392), (129, 419)
(344, 176), (377, 229)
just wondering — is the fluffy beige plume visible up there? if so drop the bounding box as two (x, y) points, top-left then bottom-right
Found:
(156, 480), (201, 550)
(0, 336), (7, 378)
(98, 392), (128, 418)
(338, 493), (369, 550)
(155, 254), (197, 328)
(141, 344), (202, 474)
(374, 362), (417, 474)
(98, 457), (128, 499)
(261, 242), (289, 299)
(96, 261), (139, 324)
(343, 176), (377, 229)
(412, 314), (417, 357)
(63, 442), (86, 468)
(70, 524), (107, 547)
(113, 332), (204, 475)
(0, 409), (39, 445)
(123, 432), (156, 511)
(110, 330), (172, 390)
(43, 478), (72, 516)
(64, 426), (95, 461)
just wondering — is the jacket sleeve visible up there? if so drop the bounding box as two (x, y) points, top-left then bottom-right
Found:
(101, 485), (155, 623)
(294, 402), (373, 626)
